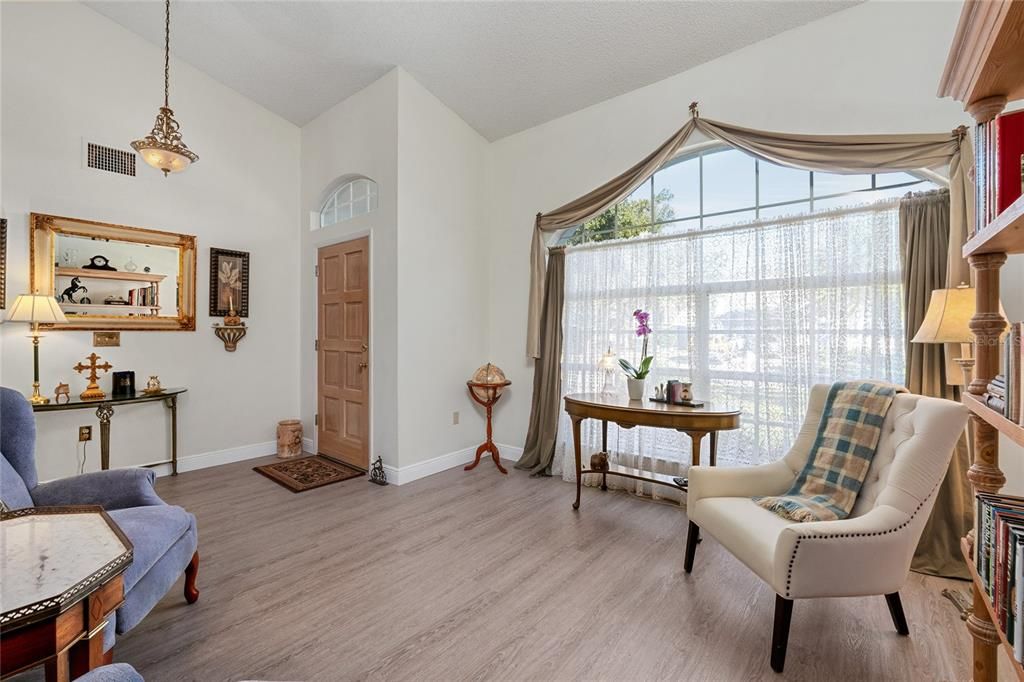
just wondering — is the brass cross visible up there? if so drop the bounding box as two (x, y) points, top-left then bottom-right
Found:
(74, 353), (113, 400)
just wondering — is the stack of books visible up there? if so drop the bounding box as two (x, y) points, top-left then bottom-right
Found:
(976, 492), (1024, 662)
(983, 323), (1023, 424)
(127, 285), (158, 308)
(975, 109), (1024, 235)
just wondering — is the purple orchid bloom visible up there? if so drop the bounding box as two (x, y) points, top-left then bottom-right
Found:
(620, 309), (654, 380)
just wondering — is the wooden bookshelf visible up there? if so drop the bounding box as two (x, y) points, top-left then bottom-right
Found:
(941, 2), (1024, 680)
(55, 267), (166, 283)
(964, 195), (1024, 257)
(965, 393), (1024, 449)
(961, 537), (1024, 682)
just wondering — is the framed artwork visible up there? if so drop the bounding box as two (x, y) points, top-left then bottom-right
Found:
(210, 247), (249, 318)
(1, 218), (7, 310)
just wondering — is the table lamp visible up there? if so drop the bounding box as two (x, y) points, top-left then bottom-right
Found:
(598, 347), (618, 395)
(7, 293), (68, 404)
(910, 283), (981, 388)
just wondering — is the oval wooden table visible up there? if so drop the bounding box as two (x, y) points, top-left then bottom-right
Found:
(564, 393), (741, 510)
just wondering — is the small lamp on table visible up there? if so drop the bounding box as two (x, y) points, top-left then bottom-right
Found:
(598, 347), (618, 396)
(910, 284), (978, 389)
(7, 293), (68, 404)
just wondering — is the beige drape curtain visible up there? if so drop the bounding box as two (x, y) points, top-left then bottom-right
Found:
(527, 110), (973, 358)
(515, 249), (565, 475)
(899, 190), (971, 579)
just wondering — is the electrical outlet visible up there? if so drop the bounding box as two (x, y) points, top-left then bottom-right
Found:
(452, 411), (460, 425)
(78, 425), (92, 442)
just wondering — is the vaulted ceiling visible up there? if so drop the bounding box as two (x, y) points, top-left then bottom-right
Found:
(87, 1), (859, 141)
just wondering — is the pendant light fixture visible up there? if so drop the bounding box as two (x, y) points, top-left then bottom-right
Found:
(131, 0), (198, 176)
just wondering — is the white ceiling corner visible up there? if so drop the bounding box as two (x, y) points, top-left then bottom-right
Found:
(84, 0), (860, 141)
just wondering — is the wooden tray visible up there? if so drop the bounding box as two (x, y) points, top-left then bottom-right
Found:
(648, 397), (705, 408)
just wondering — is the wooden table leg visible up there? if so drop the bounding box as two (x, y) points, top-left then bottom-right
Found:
(601, 419), (608, 491)
(688, 431), (707, 467)
(572, 416), (584, 510)
(69, 622), (110, 679)
(95, 405), (114, 471)
(44, 652), (70, 682)
(710, 431), (719, 467)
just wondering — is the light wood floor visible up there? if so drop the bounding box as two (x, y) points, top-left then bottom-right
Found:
(79, 457), (989, 680)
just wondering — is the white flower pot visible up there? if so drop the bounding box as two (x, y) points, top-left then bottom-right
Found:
(626, 378), (646, 401)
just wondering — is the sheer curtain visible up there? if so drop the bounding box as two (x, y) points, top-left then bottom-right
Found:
(555, 200), (905, 499)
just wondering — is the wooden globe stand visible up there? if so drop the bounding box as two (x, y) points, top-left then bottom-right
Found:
(466, 380), (512, 474)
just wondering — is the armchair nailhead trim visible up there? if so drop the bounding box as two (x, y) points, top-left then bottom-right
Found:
(783, 483), (939, 598)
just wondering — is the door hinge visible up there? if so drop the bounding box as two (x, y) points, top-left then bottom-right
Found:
(314, 265), (319, 277)
(314, 413), (319, 426)
(314, 339), (319, 351)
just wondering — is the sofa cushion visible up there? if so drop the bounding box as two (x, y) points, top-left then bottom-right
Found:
(690, 496), (796, 586)
(0, 454), (34, 510)
(108, 505), (193, 592)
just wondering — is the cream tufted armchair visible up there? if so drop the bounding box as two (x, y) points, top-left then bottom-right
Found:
(684, 384), (968, 673)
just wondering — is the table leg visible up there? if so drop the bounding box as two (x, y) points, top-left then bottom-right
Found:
(166, 395), (179, 475)
(601, 419), (608, 491)
(95, 405), (114, 471)
(69, 622), (110, 679)
(44, 652), (70, 682)
(710, 431), (719, 467)
(572, 416), (583, 510)
(688, 431), (707, 467)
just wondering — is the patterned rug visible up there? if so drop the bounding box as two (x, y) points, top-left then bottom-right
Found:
(254, 456), (364, 492)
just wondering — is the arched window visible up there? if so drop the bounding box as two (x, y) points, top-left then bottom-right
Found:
(558, 145), (937, 245)
(319, 177), (378, 228)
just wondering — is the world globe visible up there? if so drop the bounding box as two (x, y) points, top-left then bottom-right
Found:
(469, 363), (509, 402)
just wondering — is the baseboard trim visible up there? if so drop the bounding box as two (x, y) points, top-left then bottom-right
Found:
(382, 442), (524, 486)
(151, 440), (277, 477)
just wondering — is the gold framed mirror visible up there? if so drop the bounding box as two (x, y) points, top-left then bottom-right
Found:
(30, 213), (196, 331)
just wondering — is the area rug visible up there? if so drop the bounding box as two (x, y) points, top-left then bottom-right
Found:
(254, 456), (364, 493)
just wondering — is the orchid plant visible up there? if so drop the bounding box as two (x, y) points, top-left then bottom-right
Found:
(619, 309), (653, 379)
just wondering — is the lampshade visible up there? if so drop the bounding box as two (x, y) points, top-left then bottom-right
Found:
(7, 294), (68, 324)
(598, 347), (618, 371)
(911, 286), (976, 344)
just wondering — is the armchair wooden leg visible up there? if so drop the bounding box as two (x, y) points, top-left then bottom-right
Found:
(684, 521), (699, 573)
(885, 592), (909, 635)
(184, 551), (200, 604)
(771, 595), (793, 673)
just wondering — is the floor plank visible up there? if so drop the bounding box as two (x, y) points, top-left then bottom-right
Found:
(20, 455), (990, 681)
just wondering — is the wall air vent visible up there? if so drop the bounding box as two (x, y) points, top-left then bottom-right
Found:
(86, 142), (136, 177)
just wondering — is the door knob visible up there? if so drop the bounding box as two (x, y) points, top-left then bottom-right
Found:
(361, 344), (368, 352)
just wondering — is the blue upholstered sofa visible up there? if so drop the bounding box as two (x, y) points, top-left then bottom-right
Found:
(0, 386), (199, 652)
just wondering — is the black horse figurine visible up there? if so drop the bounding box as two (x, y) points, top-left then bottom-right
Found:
(59, 277), (88, 303)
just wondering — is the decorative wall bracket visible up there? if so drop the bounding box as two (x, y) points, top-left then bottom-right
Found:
(212, 324), (246, 352)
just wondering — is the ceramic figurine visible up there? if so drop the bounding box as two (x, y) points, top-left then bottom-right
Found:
(143, 375), (163, 394)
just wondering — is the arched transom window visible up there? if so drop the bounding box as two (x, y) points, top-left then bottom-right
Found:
(320, 177), (378, 228)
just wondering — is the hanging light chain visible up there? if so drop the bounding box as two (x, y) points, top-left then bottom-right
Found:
(163, 0), (170, 108)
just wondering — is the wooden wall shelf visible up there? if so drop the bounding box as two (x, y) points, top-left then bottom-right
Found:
(55, 267), (166, 283)
(964, 393), (1024, 448)
(961, 537), (1024, 682)
(964, 195), (1024, 257)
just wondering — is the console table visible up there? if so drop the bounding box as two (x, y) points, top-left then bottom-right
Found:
(564, 393), (741, 510)
(1, 506), (132, 681)
(33, 388), (186, 475)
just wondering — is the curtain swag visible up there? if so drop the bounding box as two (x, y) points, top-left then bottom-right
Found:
(526, 104), (974, 358)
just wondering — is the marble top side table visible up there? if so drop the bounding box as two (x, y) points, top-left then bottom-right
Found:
(1, 506), (133, 682)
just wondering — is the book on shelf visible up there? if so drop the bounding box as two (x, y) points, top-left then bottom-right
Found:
(1011, 325), (1022, 424)
(974, 109), (1024, 234)
(976, 492), (1024, 663)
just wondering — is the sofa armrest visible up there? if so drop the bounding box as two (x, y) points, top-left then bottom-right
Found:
(772, 504), (916, 598)
(32, 468), (165, 510)
(687, 460), (796, 508)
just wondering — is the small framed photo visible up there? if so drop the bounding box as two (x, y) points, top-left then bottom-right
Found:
(209, 248), (249, 318)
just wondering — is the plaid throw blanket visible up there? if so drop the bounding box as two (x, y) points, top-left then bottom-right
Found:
(755, 381), (905, 523)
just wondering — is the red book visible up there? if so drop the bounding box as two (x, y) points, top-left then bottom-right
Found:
(995, 110), (1024, 215)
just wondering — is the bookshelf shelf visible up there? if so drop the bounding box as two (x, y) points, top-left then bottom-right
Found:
(55, 267), (166, 283)
(961, 537), (1024, 682)
(939, 0), (1024, 112)
(964, 195), (1024, 257)
(965, 393), (1024, 449)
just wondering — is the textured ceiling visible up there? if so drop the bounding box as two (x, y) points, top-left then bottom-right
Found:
(86, 1), (858, 140)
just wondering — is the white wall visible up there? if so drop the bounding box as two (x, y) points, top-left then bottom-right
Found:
(1, 2), (301, 481)
(395, 69), (489, 468)
(483, 0), (1023, 448)
(299, 69), (400, 470)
